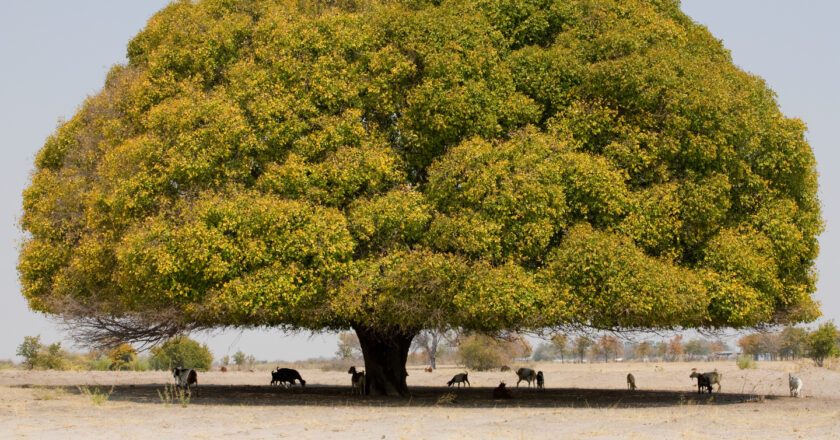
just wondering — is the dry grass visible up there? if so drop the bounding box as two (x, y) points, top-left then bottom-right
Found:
(0, 361), (838, 439)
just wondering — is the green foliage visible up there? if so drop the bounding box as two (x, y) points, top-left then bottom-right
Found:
(108, 344), (137, 371)
(149, 336), (213, 371)
(736, 355), (756, 370)
(16, 336), (42, 370)
(457, 334), (530, 370)
(807, 322), (840, 367)
(18, 0), (822, 351)
(87, 355), (113, 371)
(232, 350), (246, 367)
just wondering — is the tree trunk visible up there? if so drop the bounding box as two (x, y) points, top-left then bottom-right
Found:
(353, 325), (416, 397)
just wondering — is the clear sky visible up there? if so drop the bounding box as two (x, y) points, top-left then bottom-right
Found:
(1, 1), (837, 362)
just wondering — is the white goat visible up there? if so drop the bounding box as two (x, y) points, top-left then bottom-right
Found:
(789, 373), (803, 398)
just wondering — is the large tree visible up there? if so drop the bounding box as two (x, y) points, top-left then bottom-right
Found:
(19, 0), (821, 395)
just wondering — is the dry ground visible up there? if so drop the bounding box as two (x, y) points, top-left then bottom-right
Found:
(1, 361), (838, 439)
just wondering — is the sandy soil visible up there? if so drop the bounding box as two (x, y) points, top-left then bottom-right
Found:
(1, 361), (838, 439)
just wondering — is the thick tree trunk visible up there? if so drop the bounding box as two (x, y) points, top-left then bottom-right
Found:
(353, 325), (416, 397)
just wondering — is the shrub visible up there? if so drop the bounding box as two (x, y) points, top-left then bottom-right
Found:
(88, 355), (113, 371)
(736, 355), (756, 369)
(16, 336), (42, 369)
(807, 322), (840, 367)
(108, 344), (137, 371)
(457, 334), (530, 371)
(149, 336), (213, 371)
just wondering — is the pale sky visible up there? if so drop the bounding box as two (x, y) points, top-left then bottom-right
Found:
(0, 1), (837, 362)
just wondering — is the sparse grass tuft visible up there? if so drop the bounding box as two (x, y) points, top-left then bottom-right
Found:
(32, 386), (63, 400)
(77, 385), (113, 406)
(158, 383), (190, 408)
(436, 392), (457, 405)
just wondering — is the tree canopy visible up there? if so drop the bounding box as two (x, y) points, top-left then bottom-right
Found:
(20, 0), (821, 394)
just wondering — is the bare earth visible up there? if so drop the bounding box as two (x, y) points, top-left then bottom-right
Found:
(1, 361), (838, 440)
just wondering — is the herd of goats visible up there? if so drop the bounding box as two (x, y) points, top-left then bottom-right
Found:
(171, 366), (805, 399)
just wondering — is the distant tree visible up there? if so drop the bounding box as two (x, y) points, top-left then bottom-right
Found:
(654, 341), (668, 360)
(551, 334), (569, 362)
(667, 335), (684, 361)
(708, 340), (728, 354)
(108, 344), (137, 371)
(684, 339), (710, 360)
(575, 336), (594, 363)
(220, 355), (230, 367)
(232, 350), (247, 369)
(635, 341), (653, 361)
(760, 333), (782, 361)
(411, 329), (453, 369)
(457, 334), (530, 370)
(738, 334), (763, 360)
(149, 336), (213, 371)
(807, 322), (840, 367)
(780, 326), (808, 360)
(16, 335), (42, 370)
(593, 335), (621, 362)
(336, 332), (363, 360)
(532, 343), (558, 361)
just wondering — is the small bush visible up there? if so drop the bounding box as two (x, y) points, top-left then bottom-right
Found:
(88, 355), (113, 371)
(108, 344), (137, 371)
(736, 355), (756, 369)
(157, 383), (190, 408)
(77, 386), (114, 406)
(149, 336), (213, 371)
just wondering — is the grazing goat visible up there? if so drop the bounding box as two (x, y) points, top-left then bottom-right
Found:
(172, 367), (198, 393)
(789, 373), (803, 398)
(691, 369), (722, 393)
(220, 366), (227, 373)
(689, 371), (714, 394)
(271, 368), (306, 388)
(500, 365), (511, 372)
(626, 373), (636, 390)
(425, 367), (433, 373)
(447, 372), (470, 387)
(515, 368), (537, 388)
(348, 366), (366, 395)
(492, 382), (513, 399)
(536, 371), (545, 390)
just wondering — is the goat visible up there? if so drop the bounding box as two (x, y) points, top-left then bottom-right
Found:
(627, 373), (636, 390)
(789, 373), (803, 398)
(689, 371), (713, 394)
(172, 367), (198, 393)
(425, 367), (433, 373)
(348, 366), (365, 395)
(447, 372), (470, 387)
(220, 366), (227, 372)
(500, 365), (511, 372)
(271, 368), (306, 388)
(536, 371), (545, 390)
(515, 368), (537, 388)
(492, 382), (513, 399)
